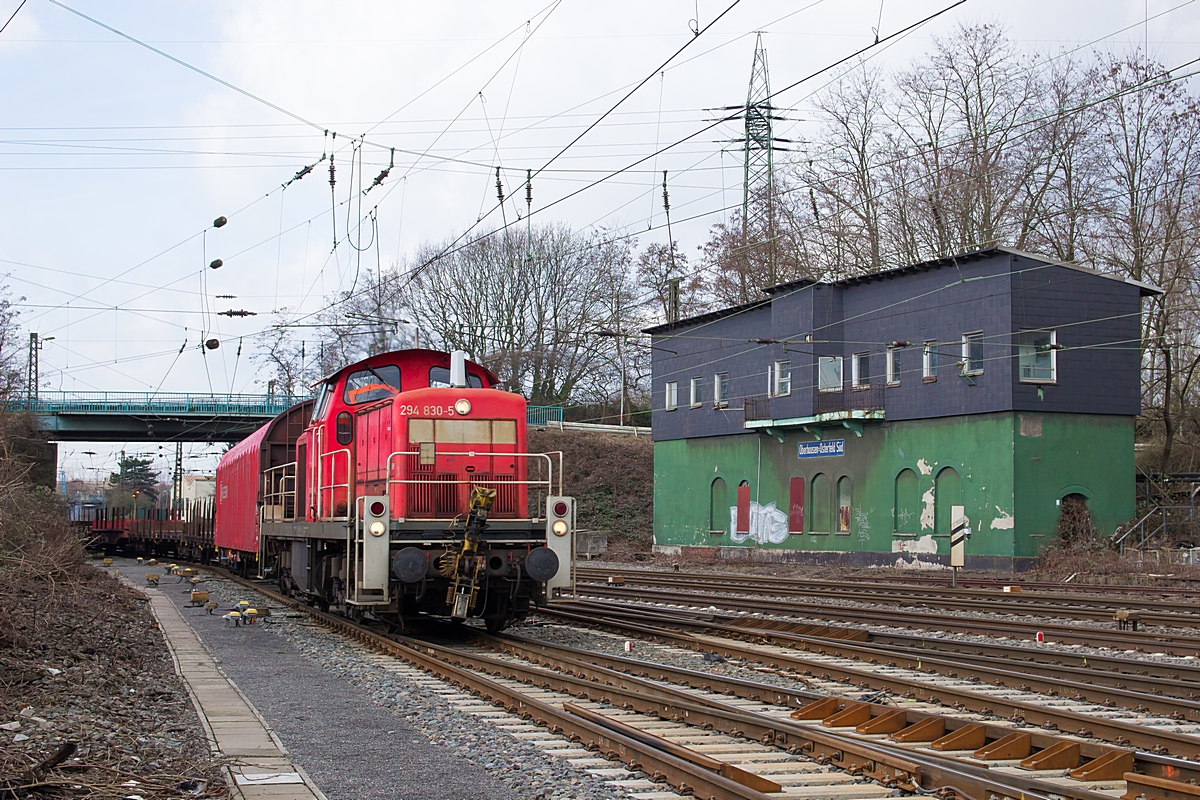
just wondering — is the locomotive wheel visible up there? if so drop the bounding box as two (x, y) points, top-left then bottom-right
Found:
(484, 615), (510, 635)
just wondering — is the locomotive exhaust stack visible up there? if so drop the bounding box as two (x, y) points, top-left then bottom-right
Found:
(450, 349), (468, 388)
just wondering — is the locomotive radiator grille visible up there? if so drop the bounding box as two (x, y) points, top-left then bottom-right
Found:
(403, 454), (520, 519)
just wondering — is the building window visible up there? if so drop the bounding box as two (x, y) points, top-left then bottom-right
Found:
(852, 352), (870, 389)
(665, 381), (678, 411)
(837, 476), (852, 533)
(818, 357), (842, 393)
(690, 377), (702, 407)
(773, 360), (791, 396)
(1018, 330), (1056, 383)
(962, 332), (984, 375)
(886, 347), (900, 387)
(923, 340), (938, 382)
(714, 372), (729, 408)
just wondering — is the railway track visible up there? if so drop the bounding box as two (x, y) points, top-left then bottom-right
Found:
(187, 566), (1200, 800)
(866, 573), (1200, 598)
(543, 598), (1200, 724)
(575, 567), (1200, 629)
(574, 577), (1200, 654)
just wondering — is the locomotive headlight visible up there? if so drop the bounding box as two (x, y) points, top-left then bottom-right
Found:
(369, 520), (386, 537)
(454, 398), (471, 415)
(551, 519), (569, 537)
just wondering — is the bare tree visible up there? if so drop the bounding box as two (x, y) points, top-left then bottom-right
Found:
(634, 240), (707, 322)
(400, 222), (636, 406)
(0, 285), (24, 401)
(1082, 55), (1200, 471)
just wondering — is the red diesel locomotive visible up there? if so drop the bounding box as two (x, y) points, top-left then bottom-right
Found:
(215, 348), (573, 631)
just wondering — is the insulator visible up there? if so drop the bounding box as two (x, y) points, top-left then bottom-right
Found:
(209, 259), (223, 270)
(213, 216), (227, 228)
(205, 338), (220, 350)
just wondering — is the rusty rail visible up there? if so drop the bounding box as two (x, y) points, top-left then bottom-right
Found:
(201, 566), (1200, 800)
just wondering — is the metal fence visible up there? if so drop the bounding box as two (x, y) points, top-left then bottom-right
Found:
(527, 405), (565, 426)
(815, 385), (885, 414)
(743, 396), (772, 421)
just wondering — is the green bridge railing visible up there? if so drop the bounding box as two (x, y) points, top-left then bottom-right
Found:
(11, 392), (567, 427)
(9, 391), (312, 417)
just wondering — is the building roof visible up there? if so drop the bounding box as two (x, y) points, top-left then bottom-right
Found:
(644, 246), (1162, 336)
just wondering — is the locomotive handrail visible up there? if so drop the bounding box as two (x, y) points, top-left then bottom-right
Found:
(384, 450), (560, 493)
(384, 449), (561, 520)
(316, 447), (351, 521)
(262, 461), (297, 523)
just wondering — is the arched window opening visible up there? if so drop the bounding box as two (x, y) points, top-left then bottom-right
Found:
(894, 469), (919, 534)
(811, 473), (830, 533)
(935, 467), (961, 533)
(736, 480), (751, 534)
(837, 477), (853, 533)
(1056, 493), (1095, 543)
(709, 478), (728, 534)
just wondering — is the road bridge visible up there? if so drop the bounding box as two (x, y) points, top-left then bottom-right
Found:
(9, 392), (311, 442)
(7, 392), (639, 442)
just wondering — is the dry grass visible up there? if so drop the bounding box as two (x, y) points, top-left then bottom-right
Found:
(529, 429), (653, 547)
(0, 415), (85, 589)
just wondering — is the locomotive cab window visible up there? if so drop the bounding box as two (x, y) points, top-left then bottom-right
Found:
(343, 365), (401, 405)
(335, 411), (353, 445)
(312, 382), (333, 420)
(429, 366), (484, 389)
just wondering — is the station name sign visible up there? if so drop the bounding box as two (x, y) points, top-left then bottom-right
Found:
(798, 439), (845, 459)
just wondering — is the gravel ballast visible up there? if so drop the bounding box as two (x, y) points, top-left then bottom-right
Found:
(114, 560), (631, 800)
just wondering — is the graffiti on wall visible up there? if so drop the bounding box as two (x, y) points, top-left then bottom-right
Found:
(854, 506), (872, 543)
(729, 501), (789, 545)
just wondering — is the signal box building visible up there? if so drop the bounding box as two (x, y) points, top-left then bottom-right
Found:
(647, 247), (1158, 569)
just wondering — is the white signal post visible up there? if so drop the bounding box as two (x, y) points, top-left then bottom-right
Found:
(950, 505), (971, 587)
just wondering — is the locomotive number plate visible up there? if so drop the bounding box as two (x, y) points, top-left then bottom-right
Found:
(397, 404), (456, 416)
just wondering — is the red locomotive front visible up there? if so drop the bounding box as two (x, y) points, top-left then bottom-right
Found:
(216, 348), (573, 631)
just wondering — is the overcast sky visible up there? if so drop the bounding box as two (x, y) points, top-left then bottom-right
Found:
(2, 0), (1195, 481)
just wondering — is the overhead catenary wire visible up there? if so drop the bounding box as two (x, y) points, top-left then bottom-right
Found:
(30, 0), (1200, 398)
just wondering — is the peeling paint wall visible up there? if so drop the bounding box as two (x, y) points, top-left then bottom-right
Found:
(652, 411), (1134, 560)
(919, 487), (936, 531)
(892, 534), (938, 554)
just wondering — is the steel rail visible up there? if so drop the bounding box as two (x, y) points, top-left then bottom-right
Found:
(230, 578), (776, 799)
(203, 566), (1200, 800)
(478, 629), (1200, 788)
(538, 604), (1200, 758)
(548, 599), (1200, 723)
(576, 568), (1200, 627)
(577, 566), (1200, 607)
(575, 581), (1200, 654)
(580, 567), (1200, 612)
(449, 637), (1107, 800)
(559, 594), (1200, 685)
(572, 596), (1200, 688)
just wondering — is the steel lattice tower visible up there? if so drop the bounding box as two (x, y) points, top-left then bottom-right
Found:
(742, 33), (776, 285)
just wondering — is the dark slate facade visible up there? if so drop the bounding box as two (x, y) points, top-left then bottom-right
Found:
(648, 248), (1155, 442)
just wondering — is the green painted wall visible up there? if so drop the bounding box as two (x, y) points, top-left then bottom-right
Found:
(1011, 413), (1135, 557)
(653, 412), (1134, 560)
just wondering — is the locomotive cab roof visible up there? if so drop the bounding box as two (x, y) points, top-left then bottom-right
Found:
(312, 348), (500, 390)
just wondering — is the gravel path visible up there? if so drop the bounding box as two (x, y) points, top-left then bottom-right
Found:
(115, 560), (630, 800)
